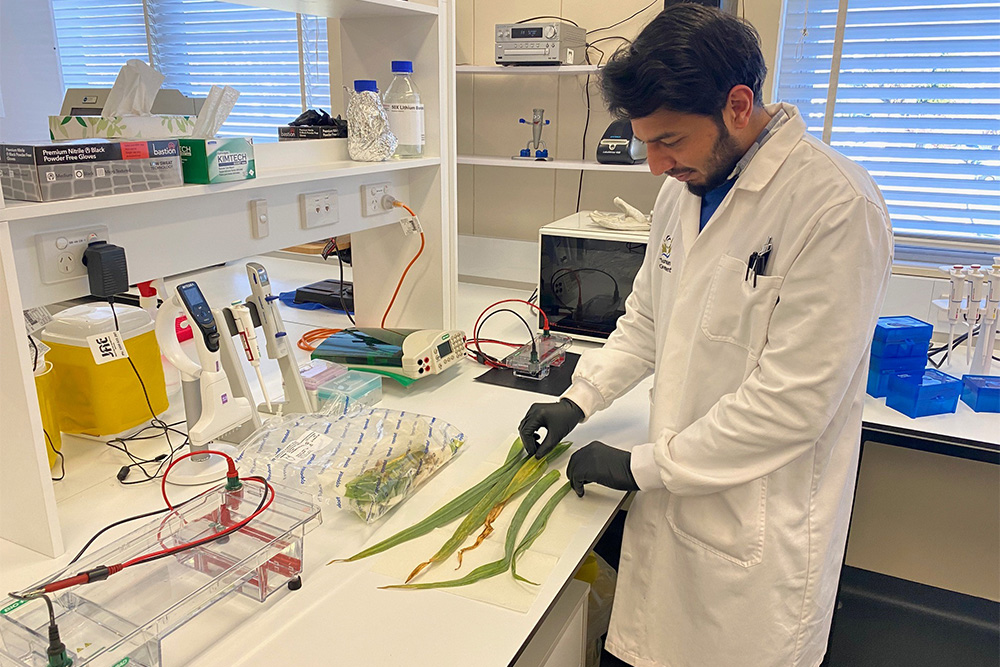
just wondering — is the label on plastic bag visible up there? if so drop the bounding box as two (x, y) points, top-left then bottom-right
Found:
(278, 431), (333, 462)
(87, 330), (128, 364)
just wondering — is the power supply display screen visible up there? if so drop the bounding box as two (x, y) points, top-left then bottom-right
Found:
(437, 341), (452, 358)
(511, 27), (543, 39)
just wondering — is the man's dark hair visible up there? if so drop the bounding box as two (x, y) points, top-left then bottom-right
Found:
(600, 4), (767, 120)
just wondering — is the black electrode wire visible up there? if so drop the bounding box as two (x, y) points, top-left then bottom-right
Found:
(515, 15), (579, 27)
(45, 430), (65, 482)
(66, 485), (216, 566)
(474, 309), (538, 368)
(475, 309), (535, 346)
(587, 1), (658, 34)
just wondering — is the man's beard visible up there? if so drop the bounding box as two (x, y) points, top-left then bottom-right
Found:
(686, 124), (744, 197)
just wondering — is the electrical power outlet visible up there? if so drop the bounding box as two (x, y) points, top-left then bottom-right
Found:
(361, 182), (392, 217)
(36, 226), (109, 284)
(300, 190), (339, 229)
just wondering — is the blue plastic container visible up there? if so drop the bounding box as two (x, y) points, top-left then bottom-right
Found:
(960, 375), (1000, 413)
(886, 369), (961, 418)
(871, 316), (933, 358)
(866, 354), (928, 398)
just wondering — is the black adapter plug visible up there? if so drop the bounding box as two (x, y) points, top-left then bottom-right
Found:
(82, 241), (129, 298)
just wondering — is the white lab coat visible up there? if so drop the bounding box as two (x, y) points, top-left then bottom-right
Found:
(563, 103), (893, 667)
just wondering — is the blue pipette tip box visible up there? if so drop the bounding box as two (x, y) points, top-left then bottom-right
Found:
(886, 368), (961, 418)
(960, 374), (1000, 413)
(871, 316), (933, 358)
(866, 354), (927, 398)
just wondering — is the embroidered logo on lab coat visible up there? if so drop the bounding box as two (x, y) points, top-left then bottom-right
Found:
(658, 235), (673, 273)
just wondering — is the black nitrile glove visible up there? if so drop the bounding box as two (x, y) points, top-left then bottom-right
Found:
(518, 398), (585, 459)
(567, 441), (639, 497)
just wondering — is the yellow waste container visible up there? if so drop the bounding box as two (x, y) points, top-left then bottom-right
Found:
(41, 304), (167, 437)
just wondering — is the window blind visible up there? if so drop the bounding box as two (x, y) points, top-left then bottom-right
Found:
(146, 0), (305, 139)
(51, 0), (150, 88)
(52, 1), (332, 141)
(777, 0), (1000, 246)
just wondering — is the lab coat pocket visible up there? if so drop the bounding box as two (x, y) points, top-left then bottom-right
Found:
(701, 255), (783, 357)
(666, 477), (768, 567)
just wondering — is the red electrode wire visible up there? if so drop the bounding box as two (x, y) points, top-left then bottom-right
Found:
(21, 450), (274, 598)
(471, 299), (551, 367)
(381, 201), (425, 328)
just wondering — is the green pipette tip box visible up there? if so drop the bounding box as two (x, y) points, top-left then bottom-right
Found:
(178, 137), (256, 184)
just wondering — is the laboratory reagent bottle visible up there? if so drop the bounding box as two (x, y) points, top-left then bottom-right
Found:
(384, 60), (425, 158)
(347, 79), (397, 162)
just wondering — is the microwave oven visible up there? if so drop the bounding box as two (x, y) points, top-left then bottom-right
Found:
(538, 213), (649, 342)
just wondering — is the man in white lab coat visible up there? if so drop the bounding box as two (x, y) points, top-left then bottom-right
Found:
(518, 5), (893, 667)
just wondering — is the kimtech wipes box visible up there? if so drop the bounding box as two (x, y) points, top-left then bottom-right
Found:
(178, 137), (256, 184)
(0, 139), (183, 202)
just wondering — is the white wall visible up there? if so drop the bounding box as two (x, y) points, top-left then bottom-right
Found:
(0, 0), (64, 143)
(456, 0), (785, 244)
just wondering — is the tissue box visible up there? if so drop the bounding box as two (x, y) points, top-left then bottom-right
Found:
(178, 137), (255, 184)
(278, 125), (347, 141)
(49, 115), (196, 141)
(0, 139), (183, 202)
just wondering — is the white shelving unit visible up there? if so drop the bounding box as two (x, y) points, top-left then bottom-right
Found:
(455, 60), (648, 174)
(0, 0), (456, 556)
(456, 64), (598, 75)
(457, 155), (648, 172)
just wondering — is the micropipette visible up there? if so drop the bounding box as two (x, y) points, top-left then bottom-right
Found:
(967, 265), (986, 363)
(946, 265), (965, 367)
(232, 302), (272, 412)
(983, 263), (1000, 375)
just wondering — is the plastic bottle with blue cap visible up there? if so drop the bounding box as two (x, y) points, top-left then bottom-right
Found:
(383, 60), (425, 158)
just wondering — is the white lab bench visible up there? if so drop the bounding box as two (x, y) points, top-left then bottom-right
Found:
(3, 256), (997, 665)
(1, 256), (647, 666)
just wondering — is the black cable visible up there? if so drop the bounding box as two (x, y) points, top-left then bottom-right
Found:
(45, 430), (65, 482)
(576, 43), (604, 213)
(67, 485), (215, 566)
(29, 335), (39, 372)
(5, 593), (70, 667)
(516, 15), (579, 27)
(475, 308), (534, 346)
(324, 239), (356, 325)
(107, 298), (185, 484)
(587, 1), (658, 34)
(926, 326), (979, 368)
(475, 308), (537, 367)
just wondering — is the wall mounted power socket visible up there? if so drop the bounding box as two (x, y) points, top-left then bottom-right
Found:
(361, 182), (392, 217)
(35, 226), (109, 284)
